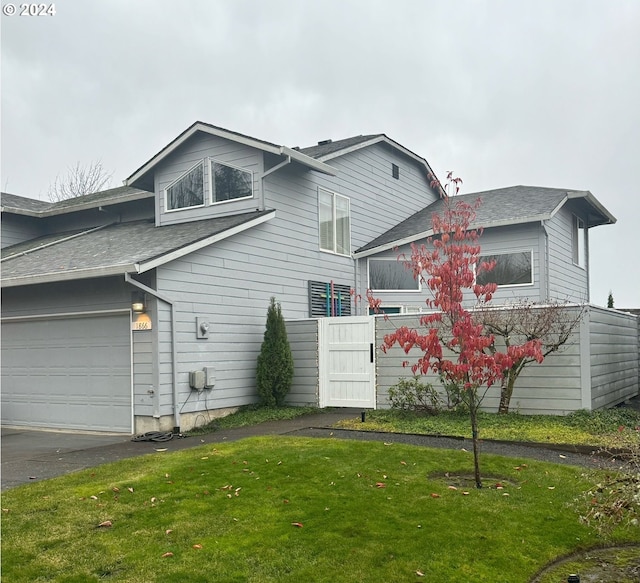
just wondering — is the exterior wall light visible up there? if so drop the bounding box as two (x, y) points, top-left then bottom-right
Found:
(131, 291), (146, 313)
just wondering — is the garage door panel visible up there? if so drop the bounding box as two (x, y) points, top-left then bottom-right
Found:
(1, 314), (132, 433)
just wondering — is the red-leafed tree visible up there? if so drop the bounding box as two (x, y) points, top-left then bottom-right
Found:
(371, 173), (544, 488)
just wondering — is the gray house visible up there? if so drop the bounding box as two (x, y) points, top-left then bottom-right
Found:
(1, 121), (625, 432)
(1, 122), (442, 433)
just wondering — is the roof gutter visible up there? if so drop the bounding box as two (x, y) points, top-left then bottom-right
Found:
(124, 273), (181, 433)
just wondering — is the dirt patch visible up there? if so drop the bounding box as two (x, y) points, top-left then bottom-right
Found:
(530, 544), (640, 583)
(429, 471), (520, 489)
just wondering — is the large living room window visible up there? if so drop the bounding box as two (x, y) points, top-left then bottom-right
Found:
(210, 159), (253, 204)
(166, 161), (205, 211)
(369, 258), (419, 291)
(319, 188), (350, 255)
(476, 251), (533, 286)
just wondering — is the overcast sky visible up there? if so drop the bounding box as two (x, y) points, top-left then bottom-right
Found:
(2, 0), (639, 306)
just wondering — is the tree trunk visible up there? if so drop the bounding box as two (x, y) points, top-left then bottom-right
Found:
(469, 390), (482, 488)
(498, 377), (513, 414)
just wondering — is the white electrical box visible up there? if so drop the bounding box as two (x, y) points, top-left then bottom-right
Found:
(189, 370), (206, 390)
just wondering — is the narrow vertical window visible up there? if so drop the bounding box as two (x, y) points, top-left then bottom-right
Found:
(318, 188), (351, 255)
(392, 163), (399, 180)
(572, 215), (586, 268)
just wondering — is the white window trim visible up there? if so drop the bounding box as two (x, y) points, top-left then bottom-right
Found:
(164, 160), (206, 213)
(209, 158), (254, 206)
(367, 258), (421, 292)
(572, 214), (587, 270)
(476, 249), (534, 288)
(318, 187), (351, 257)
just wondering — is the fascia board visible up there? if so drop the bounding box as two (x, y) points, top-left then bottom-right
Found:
(1, 264), (137, 288)
(136, 210), (276, 273)
(547, 195), (569, 220)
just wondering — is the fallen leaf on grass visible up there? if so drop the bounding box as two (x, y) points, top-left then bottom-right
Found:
(90, 495), (98, 500)
(161, 552), (174, 558)
(155, 448), (168, 452)
(291, 522), (304, 528)
(127, 487), (134, 493)
(548, 486), (555, 490)
(400, 461), (407, 465)
(96, 520), (112, 528)
(192, 544), (203, 549)
(112, 487), (120, 493)
(448, 485), (458, 490)
(375, 482), (386, 488)
(462, 491), (470, 495)
(165, 529), (173, 535)
(430, 493), (441, 498)
(559, 454), (567, 459)
(416, 570), (425, 577)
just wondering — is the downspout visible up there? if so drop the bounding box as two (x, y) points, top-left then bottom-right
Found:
(540, 220), (550, 301)
(124, 272), (181, 433)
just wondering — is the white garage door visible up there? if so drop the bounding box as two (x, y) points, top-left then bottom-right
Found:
(1, 313), (132, 433)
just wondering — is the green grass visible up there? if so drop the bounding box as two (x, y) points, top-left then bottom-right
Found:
(336, 407), (640, 447)
(2, 436), (639, 582)
(188, 405), (321, 433)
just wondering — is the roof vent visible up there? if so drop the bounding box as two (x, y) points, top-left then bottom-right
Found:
(292, 146), (300, 151)
(317, 139), (332, 146)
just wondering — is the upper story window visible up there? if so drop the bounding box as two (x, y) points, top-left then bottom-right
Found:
(210, 159), (253, 204)
(369, 258), (419, 291)
(476, 251), (533, 287)
(166, 161), (205, 211)
(319, 187), (350, 256)
(392, 163), (400, 180)
(572, 215), (586, 268)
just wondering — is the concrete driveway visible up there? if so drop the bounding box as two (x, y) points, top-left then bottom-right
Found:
(1, 427), (131, 490)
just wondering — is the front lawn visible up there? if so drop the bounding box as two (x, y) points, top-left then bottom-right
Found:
(336, 407), (640, 447)
(2, 436), (638, 582)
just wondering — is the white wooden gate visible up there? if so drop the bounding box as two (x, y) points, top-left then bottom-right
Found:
(318, 316), (376, 408)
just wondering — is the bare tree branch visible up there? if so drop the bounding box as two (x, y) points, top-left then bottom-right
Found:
(47, 160), (113, 202)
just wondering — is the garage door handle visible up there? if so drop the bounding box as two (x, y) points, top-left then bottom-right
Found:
(370, 343), (374, 363)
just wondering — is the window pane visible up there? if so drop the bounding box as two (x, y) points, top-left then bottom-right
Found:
(319, 191), (333, 251)
(477, 252), (532, 286)
(212, 162), (252, 203)
(335, 196), (350, 254)
(370, 260), (418, 290)
(167, 164), (204, 210)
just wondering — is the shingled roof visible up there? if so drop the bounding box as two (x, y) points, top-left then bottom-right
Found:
(354, 186), (616, 257)
(1, 186), (152, 218)
(1, 210), (274, 287)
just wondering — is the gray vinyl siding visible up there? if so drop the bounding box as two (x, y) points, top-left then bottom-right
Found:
(1, 214), (43, 248)
(285, 319), (320, 406)
(155, 133), (263, 226)
(546, 205), (589, 302)
(153, 215), (356, 415)
(314, 144), (439, 250)
(359, 223), (542, 312)
(589, 306), (639, 409)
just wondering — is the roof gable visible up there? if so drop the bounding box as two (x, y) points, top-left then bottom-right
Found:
(125, 121), (337, 192)
(354, 185), (616, 258)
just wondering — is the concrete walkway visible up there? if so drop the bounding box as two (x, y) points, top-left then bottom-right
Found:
(1, 410), (360, 491)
